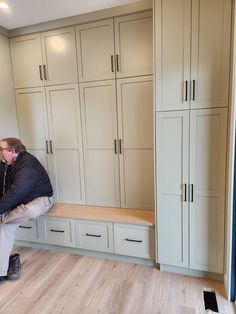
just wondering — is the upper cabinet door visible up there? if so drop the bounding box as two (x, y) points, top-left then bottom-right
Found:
(114, 11), (153, 78)
(155, 0), (231, 111)
(10, 34), (44, 88)
(155, 0), (191, 111)
(41, 27), (78, 86)
(76, 19), (115, 82)
(190, 0), (231, 109)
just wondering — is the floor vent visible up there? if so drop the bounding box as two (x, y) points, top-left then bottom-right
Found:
(203, 289), (219, 313)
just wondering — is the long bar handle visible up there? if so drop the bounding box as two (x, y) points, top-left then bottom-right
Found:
(19, 225), (32, 229)
(116, 54), (119, 72)
(50, 229), (65, 233)
(114, 139), (117, 154)
(185, 81), (188, 101)
(125, 238), (142, 243)
(192, 80), (196, 101)
(111, 55), (114, 72)
(49, 140), (53, 154)
(190, 184), (193, 202)
(43, 64), (48, 81)
(39, 65), (43, 81)
(119, 139), (122, 154)
(183, 184), (187, 202)
(86, 233), (102, 238)
(46, 140), (49, 154)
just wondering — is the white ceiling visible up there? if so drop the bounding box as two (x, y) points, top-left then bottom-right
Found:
(0, 0), (143, 30)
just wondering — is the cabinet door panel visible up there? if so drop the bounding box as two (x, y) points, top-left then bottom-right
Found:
(80, 80), (120, 207)
(115, 11), (153, 78)
(15, 87), (49, 171)
(10, 34), (43, 88)
(117, 77), (154, 209)
(191, 0), (231, 109)
(46, 84), (85, 204)
(156, 111), (189, 267)
(41, 27), (78, 85)
(76, 19), (115, 82)
(189, 108), (227, 273)
(121, 149), (154, 209)
(155, 0), (191, 111)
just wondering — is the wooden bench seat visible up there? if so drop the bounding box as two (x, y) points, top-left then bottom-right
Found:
(46, 203), (155, 226)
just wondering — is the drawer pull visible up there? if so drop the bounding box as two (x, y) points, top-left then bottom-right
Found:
(125, 238), (142, 243)
(19, 225), (32, 229)
(50, 229), (65, 233)
(86, 233), (101, 238)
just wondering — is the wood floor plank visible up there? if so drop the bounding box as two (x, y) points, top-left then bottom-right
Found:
(0, 246), (235, 314)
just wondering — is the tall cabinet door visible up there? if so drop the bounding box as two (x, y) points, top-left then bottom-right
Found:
(156, 111), (189, 267)
(10, 34), (44, 88)
(155, 0), (191, 111)
(191, 0), (231, 109)
(80, 80), (120, 207)
(46, 84), (85, 204)
(117, 76), (154, 209)
(114, 11), (153, 78)
(189, 108), (227, 273)
(41, 27), (78, 86)
(15, 87), (49, 171)
(76, 19), (115, 82)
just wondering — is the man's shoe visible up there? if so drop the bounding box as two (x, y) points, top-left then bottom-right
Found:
(7, 253), (21, 280)
(0, 276), (7, 282)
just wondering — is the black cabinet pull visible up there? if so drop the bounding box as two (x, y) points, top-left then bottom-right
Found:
(50, 229), (65, 233)
(185, 80), (188, 101)
(183, 183), (187, 202)
(19, 225), (32, 229)
(111, 55), (114, 72)
(49, 140), (53, 154)
(190, 184), (194, 202)
(125, 238), (142, 243)
(114, 139), (117, 154)
(119, 139), (122, 154)
(192, 80), (196, 101)
(43, 64), (47, 80)
(116, 54), (119, 72)
(39, 65), (43, 81)
(86, 233), (101, 238)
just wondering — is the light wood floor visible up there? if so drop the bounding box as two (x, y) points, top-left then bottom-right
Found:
(0, 247), (235, 314)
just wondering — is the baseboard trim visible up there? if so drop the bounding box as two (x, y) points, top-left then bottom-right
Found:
(160, 264), (224, 281)
(15, 240), (155, 267)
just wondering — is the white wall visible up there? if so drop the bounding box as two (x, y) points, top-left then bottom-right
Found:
(0, 34), (18, 138)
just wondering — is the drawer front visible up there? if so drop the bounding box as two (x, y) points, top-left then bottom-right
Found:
(16, 220), (39, 242)
(76, 220), (113, 253)
(114, 224), (155, 259)
(43, 217), (76, 247)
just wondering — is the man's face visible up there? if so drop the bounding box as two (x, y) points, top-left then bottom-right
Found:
(0, 141), (15, 165)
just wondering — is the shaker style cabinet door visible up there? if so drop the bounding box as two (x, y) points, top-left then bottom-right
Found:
(10, 27), (78, 88)
(15, 87), (50, 171)
(156, 111), (189, 267)
(155, 0), (231, 111)
(45, 84), (85, 204)
(117, 76), (154, 209)
(80, 80), (120, 207)
(114, 11), (153, 78)
(189, 108), (227, 273)
(10, 34), (44, 88)
(41, 27), (78, 86)
(190, 0), (231, 109)
(76, 19), (115, 82)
